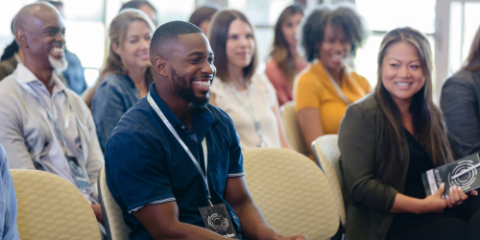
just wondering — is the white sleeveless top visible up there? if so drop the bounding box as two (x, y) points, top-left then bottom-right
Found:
(211, 74), (281, 150)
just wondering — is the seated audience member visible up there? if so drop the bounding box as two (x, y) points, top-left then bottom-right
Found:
(105, 21), (306, 240)
(339, 27), (480, 240)
(83, 0), (158, 107)
(188, 3), (221, 36)
(0, 145), (19, 240)
(120, 0), (158, 26)
(0, 21), (22, 82)
(91, 9), (154, 149)
(209, 10), (292, 150)
(294, 4), (370, 156)
(265, 4), (307, 107)
(441, 25), (480, 158)
(0, 2), (104, 224)
(0, 2), (88, 95)
(44, 0), (88, 95)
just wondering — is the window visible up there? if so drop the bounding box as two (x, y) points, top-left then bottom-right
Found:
(355, 0), (436, 88)
(448, 1), (480, 74)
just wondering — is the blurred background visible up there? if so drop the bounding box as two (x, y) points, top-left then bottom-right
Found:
(0, 0), (478, 100)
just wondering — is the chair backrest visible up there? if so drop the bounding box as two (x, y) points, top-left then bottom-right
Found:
(98, 167), (131, 240)
(311, 134), (345, 227)
(243, 148), (339, 239)
(280, 101), (308, 155)
(11, 169), (101, 240)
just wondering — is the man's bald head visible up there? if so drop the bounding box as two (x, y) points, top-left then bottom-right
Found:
(14, 2), (61, 33)
(14, 2), (67, 72)
(150, 21), (202, 61)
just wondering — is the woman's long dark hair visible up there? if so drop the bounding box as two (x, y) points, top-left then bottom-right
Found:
(375, 27), (454, 185)
(268, 4), (304, 83)
(464, 24), (480, 71)
(1, 19), (18, 61)
(0, 41), (18, 61)
(208, 10), (258, 83)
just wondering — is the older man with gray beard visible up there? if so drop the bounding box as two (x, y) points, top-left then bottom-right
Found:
(0, 2), (104, 226)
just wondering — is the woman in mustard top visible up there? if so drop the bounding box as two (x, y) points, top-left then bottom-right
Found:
(294, 3), (370, 155)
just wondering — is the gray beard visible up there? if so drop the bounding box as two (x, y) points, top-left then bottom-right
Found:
(48, 55), (68, 72)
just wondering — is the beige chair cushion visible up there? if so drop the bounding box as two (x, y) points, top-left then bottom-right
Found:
(243, 148), (339, 240)
(98, 167), (131, 240)
(280, 101), (308, 155)
(311, 134), (345, 226)
(11, 169), (101, 240)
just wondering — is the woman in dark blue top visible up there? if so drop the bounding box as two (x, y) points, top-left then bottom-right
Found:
(91, 9), (154, 149)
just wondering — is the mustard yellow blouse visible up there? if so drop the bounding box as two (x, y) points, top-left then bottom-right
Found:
(294, 60), (371, 135)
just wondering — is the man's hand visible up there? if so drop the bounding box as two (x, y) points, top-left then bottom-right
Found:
(91, 204), (104, 224)
(278, 235), (308, 240)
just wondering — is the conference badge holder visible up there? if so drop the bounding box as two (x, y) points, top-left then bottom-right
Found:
(66, 155), (90, 190)
(199, 203), (238, 239)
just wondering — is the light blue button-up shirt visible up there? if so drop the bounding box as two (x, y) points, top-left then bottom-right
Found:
(0, 145), (19, 239)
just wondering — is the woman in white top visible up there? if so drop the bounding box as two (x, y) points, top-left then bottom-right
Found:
(208, 10), (292, 150)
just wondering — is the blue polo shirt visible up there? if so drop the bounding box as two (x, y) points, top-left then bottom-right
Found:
(105, 83), (245, 240)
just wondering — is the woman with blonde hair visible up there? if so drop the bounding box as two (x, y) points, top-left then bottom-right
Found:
(441, 24), (480, 159)
(209, 10), (292, 150)
(339, 27), (480, 240)
(265, 3), (307, 106)
(88, 9), (154, 149)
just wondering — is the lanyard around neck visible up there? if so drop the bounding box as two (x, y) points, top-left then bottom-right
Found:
(147, 93), (212, 205)
(19, 77), (71, 149)
(326, 70), (351, 105)
(229, 82), (265, 147)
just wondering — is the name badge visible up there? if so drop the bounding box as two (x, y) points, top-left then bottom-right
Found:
(199, 203), (238, 239)
(66, 155), (90, 190)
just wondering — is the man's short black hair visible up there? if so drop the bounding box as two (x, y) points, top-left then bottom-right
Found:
(150, 21), (202, 60)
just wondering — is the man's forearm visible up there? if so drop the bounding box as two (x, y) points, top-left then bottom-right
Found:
(234, 200), (281, 240)
(151, 221), (233, 240)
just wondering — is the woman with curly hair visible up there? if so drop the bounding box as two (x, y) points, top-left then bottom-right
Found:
(294, 3), (370, 157)
(265, 3), (307, 107)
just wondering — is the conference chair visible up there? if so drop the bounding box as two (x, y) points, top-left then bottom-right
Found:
(11, 169), (101, 240)
(98, 167), (131, 240)
(280, 101), (308, 155)
(311, 135), (345, 227)
(243, 148), (339, 239)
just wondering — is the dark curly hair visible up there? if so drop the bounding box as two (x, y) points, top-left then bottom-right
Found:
(301, 3), (367, 62)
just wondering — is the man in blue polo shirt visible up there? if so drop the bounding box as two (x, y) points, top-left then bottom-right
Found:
(105, 21), (307, 240)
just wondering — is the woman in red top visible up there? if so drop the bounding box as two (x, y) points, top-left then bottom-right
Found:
(265, 4), (307, 107)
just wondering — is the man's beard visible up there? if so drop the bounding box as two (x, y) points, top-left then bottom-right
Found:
(172, 69), (209, 108)
(48, 55), (68, 72)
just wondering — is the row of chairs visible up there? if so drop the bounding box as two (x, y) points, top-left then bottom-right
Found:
(10, 101), (346, 240)
(10, 138), (345, 240)
(100, 146), (344, 240)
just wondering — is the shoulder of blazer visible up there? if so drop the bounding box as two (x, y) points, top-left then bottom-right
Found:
(347, 93), (381, 119)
